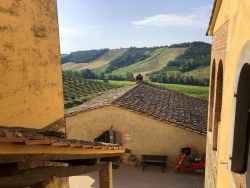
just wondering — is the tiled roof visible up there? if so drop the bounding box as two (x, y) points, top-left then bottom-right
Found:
(67, 83), (208, 135)
(113, 83), (208, 134)
(0, 126), (123, 150)
(66, 85), (137, 117)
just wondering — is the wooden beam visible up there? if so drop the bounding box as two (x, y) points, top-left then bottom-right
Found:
(0, 143), (124, 156)
(99, 162), (113, 188)
(0, 153), (122, 163)
(0, 164), (101, 188)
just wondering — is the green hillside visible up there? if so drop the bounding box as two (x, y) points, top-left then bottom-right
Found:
(62, 49), (126, 71)
(61, 49), (109, 64)
(149, 42), (211, 86)
(111, 47), (186, 78)
(183, 66), (210, 80)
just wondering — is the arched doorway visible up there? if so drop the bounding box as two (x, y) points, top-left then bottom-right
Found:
(213, 61), (223, 150)
(231, 64), (250, 175)
(94, 129), (123, 145)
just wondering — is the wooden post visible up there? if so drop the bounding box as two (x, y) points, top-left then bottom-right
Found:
(99, 162), (113, 188)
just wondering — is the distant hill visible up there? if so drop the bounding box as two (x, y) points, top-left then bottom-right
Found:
(62, 49), (127, 71)
(149, 42), (211, 86)
(110, 47), (187, 79)
(61, 49), (109, 64)
(61, 41), (211, 86)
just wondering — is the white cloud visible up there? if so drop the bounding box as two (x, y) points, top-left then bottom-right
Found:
(132, 6), (211, 29)
(133, 14), (205, 28)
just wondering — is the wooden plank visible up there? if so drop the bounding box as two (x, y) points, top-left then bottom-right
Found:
(26, 139), (52, 145)
(0, 164), (101, 187)
(0, 153), (123, 163)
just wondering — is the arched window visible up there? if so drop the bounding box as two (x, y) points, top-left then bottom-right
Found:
(208, 60), (216, 131)
(213, 61), (223, 150)
(231, 63), (250, 173)
(94, 129), (123, 145)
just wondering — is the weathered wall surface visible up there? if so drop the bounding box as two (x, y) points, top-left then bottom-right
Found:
(66, 105), (206, 166)
(0, 0), (64, 128)
(206, 0), (250, 187)
(44, 177), (69, 188)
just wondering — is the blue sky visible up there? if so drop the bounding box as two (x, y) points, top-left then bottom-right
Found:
(57, 0), (213, 54)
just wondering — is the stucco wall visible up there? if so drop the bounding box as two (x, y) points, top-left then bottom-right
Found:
(206, 0), (250, 187)
(66, 105), (206, 166)
(0, 0), (64, 128)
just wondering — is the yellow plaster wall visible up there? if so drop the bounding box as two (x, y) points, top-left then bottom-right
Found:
(66, 105), (206, 166)
(0, 0), (64, 128)
(207, 0), (250, 187)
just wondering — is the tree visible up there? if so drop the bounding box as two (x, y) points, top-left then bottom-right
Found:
(99, 72), (105, 80)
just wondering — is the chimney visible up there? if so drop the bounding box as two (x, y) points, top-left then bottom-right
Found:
(135, 74), (143, 84)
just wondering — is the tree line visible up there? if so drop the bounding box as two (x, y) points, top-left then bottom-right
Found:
(61, 49), (109, 64)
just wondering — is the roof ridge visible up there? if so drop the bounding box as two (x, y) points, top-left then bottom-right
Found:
(65, 84), (138, 116)
(111, 83), (142, 104)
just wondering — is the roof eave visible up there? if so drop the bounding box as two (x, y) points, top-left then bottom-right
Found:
(206, 0), (223, 36)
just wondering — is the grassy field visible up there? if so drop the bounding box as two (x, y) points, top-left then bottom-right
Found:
(62, 49), (126, 71)
(111, 48), (187, 79)
(183, 66), (210, 80)
(95, 80), (136, 87)
(152, 82), (209, 101)
(92, 64), (109, 75)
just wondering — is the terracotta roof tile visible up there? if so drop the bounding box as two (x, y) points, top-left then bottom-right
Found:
(113, 83), (208, 134)
(0, 126), (121, 149)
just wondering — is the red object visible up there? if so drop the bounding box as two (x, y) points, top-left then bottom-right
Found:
(175, 148), (205, 173)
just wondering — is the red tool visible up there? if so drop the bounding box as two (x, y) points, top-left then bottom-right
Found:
(175, 147), (205, 174)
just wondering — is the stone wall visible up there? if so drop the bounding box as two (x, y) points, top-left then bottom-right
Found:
(66, 105), (206, 166)
(0, 0), (64, 129)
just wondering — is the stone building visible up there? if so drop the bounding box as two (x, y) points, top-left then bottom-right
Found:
(66, 83), (208, 166)
(206, 0), (250, 187)
(0, 1), (124, 187)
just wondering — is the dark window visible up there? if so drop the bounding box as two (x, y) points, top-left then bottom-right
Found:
(232, 64), (250, 173)
(213, 61), (223, 150)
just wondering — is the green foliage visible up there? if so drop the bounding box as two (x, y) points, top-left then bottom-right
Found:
(106, 47), (155, 73)
(61, 49), (109, 64)
(149, 42), (211, 86)
(169, 42), (192, 48)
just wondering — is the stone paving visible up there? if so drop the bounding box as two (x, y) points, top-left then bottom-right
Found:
(69, 164), (204, 188)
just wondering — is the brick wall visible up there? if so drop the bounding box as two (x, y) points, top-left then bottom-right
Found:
(206, 22), (229, 188)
